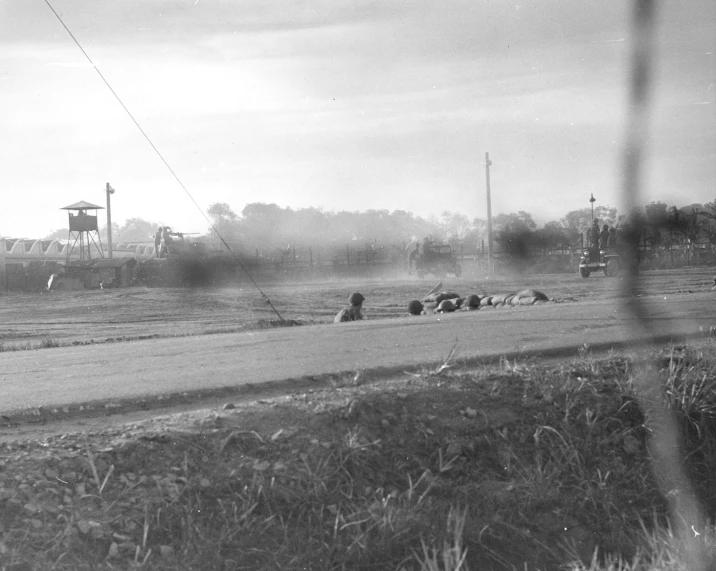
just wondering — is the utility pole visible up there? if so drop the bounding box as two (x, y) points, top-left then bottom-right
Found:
(485, 152), (494, 278)
(590, 193), (596, 222)
(106, 183), (115, 258)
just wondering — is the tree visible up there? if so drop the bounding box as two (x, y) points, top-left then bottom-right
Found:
(536, 221), (579, 252)
(664, 205), (698, 244)
(440, 211), (471, 241)
(207, 202), (239, 247)
(561, 206), (617, 231)
(492, 211), (537, 233)
(114, 218), (161, 243)
(462, 218), (488, 252)
(560, 206), (617, 248)
(698, 198), (716, 246)
(644, 201), (668, 227)
(493, 212), (537, 265)
(99, 222), (122, 245)
(43, 228), (69, 241)
(643, 201), (669, 248)
(207, 203), (238, 225)
(679, 204), (702, 245)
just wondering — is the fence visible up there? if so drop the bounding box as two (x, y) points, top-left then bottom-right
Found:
(236, 239), (715, 281)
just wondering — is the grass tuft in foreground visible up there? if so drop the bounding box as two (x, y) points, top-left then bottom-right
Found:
(1, 343), (716, 570)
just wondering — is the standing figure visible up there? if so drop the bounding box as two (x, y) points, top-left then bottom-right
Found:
(421, 236), (433, 263)
(599, 224), (610, 250)
(588, 219), (601, 262)
(589, 219), (600, 248)
(154, 227), (163, 258)
(608, 226), (618, 248)
(408, 243), (420, 271)
(160, 226), (172, 258)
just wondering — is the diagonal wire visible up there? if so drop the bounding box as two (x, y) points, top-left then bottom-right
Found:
(42, 0), (284, 321)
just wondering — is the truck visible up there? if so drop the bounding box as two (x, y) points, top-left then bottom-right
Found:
(414, 243), (462, 279)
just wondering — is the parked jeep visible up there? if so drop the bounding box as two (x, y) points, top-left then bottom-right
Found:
(414, 243), (462, 279)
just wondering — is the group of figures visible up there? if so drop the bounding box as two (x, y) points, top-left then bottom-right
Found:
(589, 219), (617, 250)
(407, 288), (550, 315)
(153, 226), (183, 258)
(407, 236), (436, 270)
(333, 285), (550, 324)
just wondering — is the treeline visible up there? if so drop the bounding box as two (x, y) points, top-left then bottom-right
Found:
(41, 199), (716, 258)
(203, 199), (716, 257)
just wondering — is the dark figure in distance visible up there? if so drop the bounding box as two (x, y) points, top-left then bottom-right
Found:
(599, 224), (610, 249)
(589, 219), (600, 248)
(421, 236), (434, 263)
(608, 226), (618, 249)
(408, 243), (420, 271)
(154, 227), (163, 258)
(589, 219), (601, 262)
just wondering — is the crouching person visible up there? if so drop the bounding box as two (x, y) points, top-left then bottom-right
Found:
(334, 292), (365, 323)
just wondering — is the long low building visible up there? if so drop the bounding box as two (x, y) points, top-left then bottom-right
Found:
(0, 238), (156, 267)
(0, 237), (158, 292)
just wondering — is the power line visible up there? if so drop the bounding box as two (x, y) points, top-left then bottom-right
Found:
(42, 0), (284, 321)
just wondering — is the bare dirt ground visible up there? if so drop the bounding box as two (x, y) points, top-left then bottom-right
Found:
(0, 267), (713, 442)
(1, 268), (713, 347)
(1, 268), (715, 570)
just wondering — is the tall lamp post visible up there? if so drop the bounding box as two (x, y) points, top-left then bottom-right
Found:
(485, 152), (494, 278)
(589, 193), (596, 222)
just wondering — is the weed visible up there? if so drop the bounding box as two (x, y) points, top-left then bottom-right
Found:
(2, 344), (716, 570)
(413, 506), (469, 571)
(38, 337), (61, 349)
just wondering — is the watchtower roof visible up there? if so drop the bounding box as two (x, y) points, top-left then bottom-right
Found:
(61, 200), (104, 210)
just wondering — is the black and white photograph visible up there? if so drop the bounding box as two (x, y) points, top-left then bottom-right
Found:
(1, 0), (715, 569)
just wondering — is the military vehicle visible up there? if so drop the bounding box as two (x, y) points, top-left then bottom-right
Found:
(414, 243), (462, 278)
(578, 247), (623, 278)
(139, 229), (218, 286)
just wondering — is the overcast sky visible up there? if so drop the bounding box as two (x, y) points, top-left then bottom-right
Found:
(1, 0), (714, 238)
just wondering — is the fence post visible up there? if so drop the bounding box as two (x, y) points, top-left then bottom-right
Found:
(687, 242), (690, 266)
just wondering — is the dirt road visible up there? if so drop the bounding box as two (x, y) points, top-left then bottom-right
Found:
(2, 290), (714, 416)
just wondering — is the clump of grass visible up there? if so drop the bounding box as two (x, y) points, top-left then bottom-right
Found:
(567, 521), (716, 571)
(660, 345), (716, 517)
(413, 506), (469, 571)
(1, 344), (716, 570)
(38, 337), (60, 349)
(0, 337), (61, 352)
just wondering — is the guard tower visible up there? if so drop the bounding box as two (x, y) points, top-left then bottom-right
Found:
(61, 200), (105, 262)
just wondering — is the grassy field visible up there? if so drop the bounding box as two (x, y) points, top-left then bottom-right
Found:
(2, 340), (715, 570)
